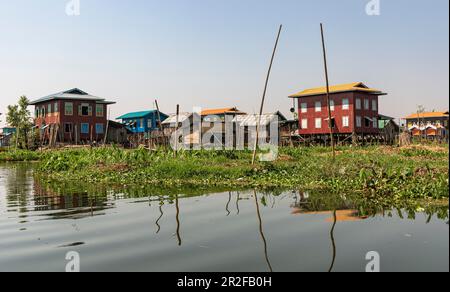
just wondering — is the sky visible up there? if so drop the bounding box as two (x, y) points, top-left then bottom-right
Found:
(0, 0), (448, 126)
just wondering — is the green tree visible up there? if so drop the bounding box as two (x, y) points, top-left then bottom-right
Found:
(6, 96), (32, 149)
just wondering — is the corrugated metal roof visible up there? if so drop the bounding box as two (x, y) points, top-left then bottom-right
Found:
(29, 88), (116, 105)
(117, 110), (157, 120)
(289, 82), (385, 98)
(162, 112), (194, 125)
(232, 112), (287, 127)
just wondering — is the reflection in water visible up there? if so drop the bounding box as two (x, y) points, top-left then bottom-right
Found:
(226, 192), (231, 216)
(1, 163), (448, 272)
(156, 203), (164, 234)
(328, 210), (337, 273)
(175, 195), (182, 246)
(254, 190), (273, 273)
(236, 192), (240, 215)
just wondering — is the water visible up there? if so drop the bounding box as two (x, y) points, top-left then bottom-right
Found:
(0, 163), (448, 272)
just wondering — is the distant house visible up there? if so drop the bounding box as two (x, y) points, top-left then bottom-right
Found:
(1, 127), (16, 136)
(201, 107), (246, 122)
(378, 115), (400, 144)
(200, 107), (246, 145)
(289, 82), (387, 141)
(232, 111), (287, 145)
(0, 128), (16, 147)
(405, 111), (449, 140)
(29, 88), (116, 143)
(106, 120), (132, 145)
(161, 112), (202, 146)
(117, 110), (169, 134)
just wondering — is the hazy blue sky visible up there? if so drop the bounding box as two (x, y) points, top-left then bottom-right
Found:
(0, 0), (448, 126)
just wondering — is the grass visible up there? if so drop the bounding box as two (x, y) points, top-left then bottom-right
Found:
(32, 144), (449, 201)
(0, 149), (42, 162)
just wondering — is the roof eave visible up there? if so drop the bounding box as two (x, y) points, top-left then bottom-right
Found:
(289, 90), (387, 98)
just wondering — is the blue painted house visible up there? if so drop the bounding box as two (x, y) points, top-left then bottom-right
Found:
(117, 110), (169, 133)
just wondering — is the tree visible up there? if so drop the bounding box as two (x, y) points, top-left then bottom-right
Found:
(6, 96), (32, 149)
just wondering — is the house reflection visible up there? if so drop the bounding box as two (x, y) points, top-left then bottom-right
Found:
(32, 179), (114, 220)
(290, 191), (369, 222)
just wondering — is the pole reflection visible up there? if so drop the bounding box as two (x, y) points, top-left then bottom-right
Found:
(175, 195), (182, 246)
(236, 192), (240, 215)
(226, 192), (232, 216)
(156, 203), (164, 234)
(328, 209), (337, 272)
(254, 190), (273, 272)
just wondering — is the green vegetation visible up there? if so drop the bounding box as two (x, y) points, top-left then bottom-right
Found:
(33, 145), (449, 201)
(5, 96), (33, 149)
(0, 149), (42, 162)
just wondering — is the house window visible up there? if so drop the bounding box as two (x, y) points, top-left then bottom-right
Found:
(96, 104), (104, 117)
(41, 107), (46, 117)
(301, 103), (308, 113)
(315, 118), (322, 129)
(140, 119), (144, 128)
(301, 119), (308, 129)
(356, 98), (362, 110)
(96, 124), (104, 134)
(54, 102), (59, 113)
(329, 100), (335, 111)
(64, 123), (73, 133)
(364, 99), (370, 110)
(342, 98), (349, 110)
(343, 116), (350, 128)
(35, 108), (39, 118)
(148, 119), (153, 129)
(81, 123), (90, 134)
(365, 117), (371, 128)
(356, 116), (362, 128)
(65, 102), (73, 116)
(373, 118), (378, 128)
(372, 100), (377, 111)
(315, 101), (322, 112)
(48, 103), (52, 114)
(80, 104), (91, 116)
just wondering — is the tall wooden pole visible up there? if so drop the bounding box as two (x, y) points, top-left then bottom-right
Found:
(103, 108), (111, 145)
(252, 24), (283, 165)
(155, 100), (164, 132)
(320, 23), (336, 159)
(155, 99), (165, 147)
(174, 104), (180, 158)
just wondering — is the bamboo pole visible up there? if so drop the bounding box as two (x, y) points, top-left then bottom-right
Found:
(155, 100), (165, 147)
(103, 108), (111, 145)
(252, 24), (283, 165)
(320, 23), (336, 160)
(174, 104), (180, 157)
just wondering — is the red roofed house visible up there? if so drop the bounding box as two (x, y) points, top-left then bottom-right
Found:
(288, 82), (387, 143)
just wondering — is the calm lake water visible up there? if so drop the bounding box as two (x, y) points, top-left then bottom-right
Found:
(0, 163), (448, 272)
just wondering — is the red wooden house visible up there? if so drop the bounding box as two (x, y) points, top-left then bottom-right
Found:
(288, 82), (387, 140)
(29, 88), (116, 143)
